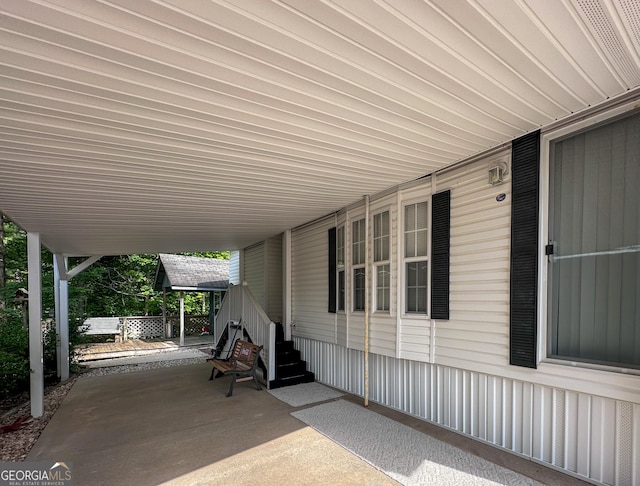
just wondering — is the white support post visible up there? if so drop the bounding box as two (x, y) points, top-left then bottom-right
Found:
(53, 257), (61, 378)
(53, 254), (71, 382)
(59, 278), (69, 381)
(269, 322), (276, 383)
(162, 288), (169, 337)
(179, 291), (185, 347)
(27, 232), (44, 418)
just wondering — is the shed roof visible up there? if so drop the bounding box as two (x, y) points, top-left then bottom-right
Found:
(154, 254), (229, 292)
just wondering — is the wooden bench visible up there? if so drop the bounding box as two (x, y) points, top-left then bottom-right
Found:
(207, 339), (263, 397)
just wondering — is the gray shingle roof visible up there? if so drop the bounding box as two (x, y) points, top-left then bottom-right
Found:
(154, 254), (229, 292)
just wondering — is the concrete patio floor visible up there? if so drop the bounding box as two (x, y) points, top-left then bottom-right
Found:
(27, 361), (589, 486)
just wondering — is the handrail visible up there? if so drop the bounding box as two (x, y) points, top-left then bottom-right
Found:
(215, 283), (275, 383)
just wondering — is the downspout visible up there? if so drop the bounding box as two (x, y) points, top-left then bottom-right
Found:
(364, 195), (370, 408)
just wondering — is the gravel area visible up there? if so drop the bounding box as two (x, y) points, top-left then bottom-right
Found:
(0, 354), (207, 462)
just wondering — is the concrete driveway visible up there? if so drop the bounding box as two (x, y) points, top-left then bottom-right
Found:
(27, 361), (587, 486)
(27, 361), (397, 486)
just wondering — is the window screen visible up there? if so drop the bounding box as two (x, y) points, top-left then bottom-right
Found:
(548, 112), (640, 368)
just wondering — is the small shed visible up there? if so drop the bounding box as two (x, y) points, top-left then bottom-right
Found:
(154, 254), (229, 345)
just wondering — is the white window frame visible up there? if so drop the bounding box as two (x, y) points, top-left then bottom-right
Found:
(401, 198), (431, 317)
(539, 100), (640, 375)
(373, 210), (391, 313)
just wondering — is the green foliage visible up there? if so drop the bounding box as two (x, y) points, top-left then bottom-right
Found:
(1, 221), (55, 316)
(67, 252), (228, 317)
(0, 308), (28, 354)
(0, 311), (29, 398)
(0, 351), (29, 399)
(0, 218), (230, 397)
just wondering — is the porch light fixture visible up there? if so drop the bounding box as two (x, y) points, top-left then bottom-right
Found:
(488, 159), (509, 186)
(488, 166), (504, 185)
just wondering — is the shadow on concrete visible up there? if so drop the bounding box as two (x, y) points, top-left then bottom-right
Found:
(27, 362), (398, 486)
(28, 361), (589, 486)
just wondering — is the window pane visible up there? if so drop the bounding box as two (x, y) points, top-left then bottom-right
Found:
(374, 211), (390, 262)
(381, 235), (389, 261)
(417, 261), (428, 286)
(405, 235), (415, 258)
(549, 112), (640, 368)
(352, 219), (365, 265)
(338, 270), (345, 311)
(405, 205), (415, 231)
(354, 268), (366, 311)
(406, 261), (427, 313)
(416, 289), (427, 313)
(416, 229), (428, 256)
(376, 264), (390, 311)
(337, 226), (344, 267)
(417, 201), (428, 229)
(405, 203), (427, 258)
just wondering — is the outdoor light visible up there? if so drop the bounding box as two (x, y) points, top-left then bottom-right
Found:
(488, 159), (509, 186)
(488, 166), (504, 185)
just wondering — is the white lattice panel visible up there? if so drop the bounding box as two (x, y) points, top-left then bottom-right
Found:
(122, 317), (164, 339)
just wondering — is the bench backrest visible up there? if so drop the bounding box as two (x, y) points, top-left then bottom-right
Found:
(230, 339), (262, 366)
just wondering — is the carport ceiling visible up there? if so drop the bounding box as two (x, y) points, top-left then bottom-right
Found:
(1, 1), (639, 256)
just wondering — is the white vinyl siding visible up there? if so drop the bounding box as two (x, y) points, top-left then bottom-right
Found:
(288, 104), (640, 486)
(229, 250), (242, 285)
(266, 234), (283, 324)
(435, 154), (512, 370)
(291, 217), (336, 343)
(244, 242), (265, 309)
(295, 337), (640, 486)
(242, 235), (283, 323)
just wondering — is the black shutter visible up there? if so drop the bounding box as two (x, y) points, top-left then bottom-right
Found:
(510, 131), (540, 368)
(328, 227), (337, 313)
(431, 190), (451, 320)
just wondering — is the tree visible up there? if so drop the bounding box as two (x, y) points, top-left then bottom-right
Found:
(1, 222), (229, 318)
(0, 213), (5, 311)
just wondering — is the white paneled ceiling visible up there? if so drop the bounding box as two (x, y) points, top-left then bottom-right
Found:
(1, 0), (639, 255)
